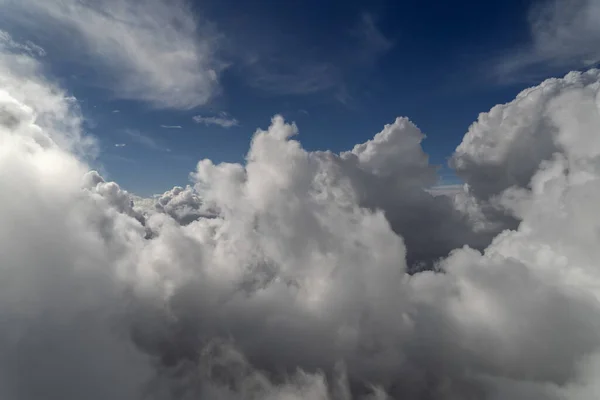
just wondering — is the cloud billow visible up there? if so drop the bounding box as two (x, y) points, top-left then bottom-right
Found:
(2, 33), (600, 400)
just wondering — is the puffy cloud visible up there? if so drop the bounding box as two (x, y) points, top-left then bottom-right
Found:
(83, 170), (146, 224)
(0, 43), (95, 156)
(148, 185), (216, 225)
(334, 118), (499, 269)
(452, 69), (600, 201)
(0, 46), (152, 400)
(3, 32), (600, 400)
(0, 0), (222, 109)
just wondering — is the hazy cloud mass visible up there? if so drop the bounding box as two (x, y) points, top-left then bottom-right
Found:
(1, 8), (600, 400)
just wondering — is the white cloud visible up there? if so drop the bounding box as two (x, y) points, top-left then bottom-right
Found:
(0, 43), (151, 400)
(1, 0), (223, 109)
(160, 125), (182, 129)
(0, 30), (45, 57)
(493, 0), (600, 82)
(114, 143), (126, 147)
(193, 112), (239, 128)
(4, 33), (600, 399)
(0, 36), (94, 156)
(452, 69), (600, 201)
(137, 185), (217, 225)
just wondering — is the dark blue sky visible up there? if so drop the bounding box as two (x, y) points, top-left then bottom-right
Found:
(7, 0), (592, 196)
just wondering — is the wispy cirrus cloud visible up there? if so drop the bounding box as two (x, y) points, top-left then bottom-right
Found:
(352, 13), (394, 65)
(226, 10), (391, 103)
(193, 112), (239, 128)
(243, 59), (343, 97)
(160, 125), (182, 129)
(0, 30), (45, 56)
(491, 0), (600, 83)
(125, 129), (169, 152)
(114, 143), (126, 148)
(0, 0), (224, 109)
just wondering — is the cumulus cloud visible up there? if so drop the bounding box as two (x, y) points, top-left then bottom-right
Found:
(193, 112), (240, 128)
(0, 0), (223, 109)
(146, 185), (216, 225)
(452, 69), (600, 201)
(0, 37), (94, 156)
(3, 29), (600, 400)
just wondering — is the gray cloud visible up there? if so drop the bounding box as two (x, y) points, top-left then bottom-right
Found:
(2, 34), (600, 400)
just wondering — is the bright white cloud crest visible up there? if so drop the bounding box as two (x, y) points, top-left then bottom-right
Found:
(2, 34), (600, 400)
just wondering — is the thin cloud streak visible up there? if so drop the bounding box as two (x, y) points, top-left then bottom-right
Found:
(124, 129), (168, 152)
(160, 125), (183, 129)
(0, 30), (46, 56)
(193, 112), (239, 128)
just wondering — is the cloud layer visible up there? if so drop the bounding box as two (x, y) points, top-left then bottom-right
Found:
(2, 33), (600, 400)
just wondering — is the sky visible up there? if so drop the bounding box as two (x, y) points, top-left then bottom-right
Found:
(4, 1), (600, 399)
(2, 0), (598, 195)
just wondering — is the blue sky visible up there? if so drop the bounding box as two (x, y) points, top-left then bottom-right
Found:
(1, 0), (598, 196)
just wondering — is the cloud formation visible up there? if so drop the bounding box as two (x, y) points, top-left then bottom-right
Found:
(0, 29), (45, 56)
(2, 32), (600, 400)
(160, 125), (183, 129)
(494, 0), (600, 82)
(193, 112), (240, 128)
(0, 0), (223, 109)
